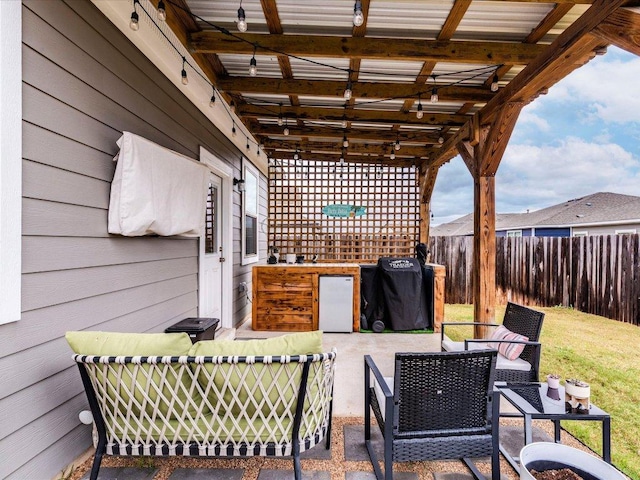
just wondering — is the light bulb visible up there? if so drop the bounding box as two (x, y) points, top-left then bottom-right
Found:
(344, 82), (352, 100)
(246, 139), (250, 151)
(237, 6), (247, 32)
(438, 136), (444, 144)
(232, 124), (237, 137)
(340, 156), (345, 165)
(181, 68), (188, 85)
(416, 102), (423, 119)
(390, 151), (396, 160)
(341, 118), (348, 128)
(353, 1), (364, 27)
(430, 87), (438, 103)
(157, 0), (166, 21)
(249, 56), (257, 76)
(230, 101), (236, 113)
(294, 151), (299, 160)
(343, 135), (349, 148)
(395, 140), (400, 151)
(129, 11), (139, 30)
(278, 116), (284, 127)
(209, 94), (216, 108)
(283, 127), (290, 136)
(491, 74), (499, 92)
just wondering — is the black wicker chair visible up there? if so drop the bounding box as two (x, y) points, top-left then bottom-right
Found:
(364, 350), (500, 480)
(441, 302), (545, 382)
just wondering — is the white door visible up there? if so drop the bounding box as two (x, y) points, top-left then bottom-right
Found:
(199, 173), (223, 320)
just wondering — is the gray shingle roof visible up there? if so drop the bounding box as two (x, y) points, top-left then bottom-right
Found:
(431, 192), (640, 236)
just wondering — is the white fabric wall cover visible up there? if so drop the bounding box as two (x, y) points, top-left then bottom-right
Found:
(108, 132), (209, 237)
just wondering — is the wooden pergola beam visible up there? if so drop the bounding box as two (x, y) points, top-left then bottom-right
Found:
(252, 124), (442, 143)
(592, 7), (640, 56)
(262, 140), (429, 157)
(216, 77), (495, 103)
(428, 0), (627, 169)
(238, 104), (469, 126)
(190, 33), (546, 65)
(272, 152), (419, 167)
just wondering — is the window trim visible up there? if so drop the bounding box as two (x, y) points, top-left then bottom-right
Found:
(506, 230), (523, 238)
(615, 229), (637, 235)
(241, 159), (260, 265)
(0, 1), (22, 325)
(573, 230), (588, 237)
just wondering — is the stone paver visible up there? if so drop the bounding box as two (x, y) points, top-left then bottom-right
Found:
(257, 469), (330, 480)
(81, 467), (157, 480)
(168, 468), (244, 480)
(301, 439), (333, 460)
(346, 471), (418, 479)
(343, 424), (384, 462)
(499, 425), (552, 461)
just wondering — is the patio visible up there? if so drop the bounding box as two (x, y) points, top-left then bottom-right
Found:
(5, 1), (640, 479)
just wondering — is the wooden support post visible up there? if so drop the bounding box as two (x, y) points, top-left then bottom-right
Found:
(457, 102), (524, 338)
(473, 175), (496, 338)
(429, 264), (446, 333)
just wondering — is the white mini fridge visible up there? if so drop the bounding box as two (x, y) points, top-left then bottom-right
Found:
(318, 276), (354, 333)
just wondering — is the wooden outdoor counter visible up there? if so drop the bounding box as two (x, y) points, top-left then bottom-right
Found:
(252, 264), (361, 332)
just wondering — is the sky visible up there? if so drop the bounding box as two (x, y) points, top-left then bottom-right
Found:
(431, 46), (640, 226)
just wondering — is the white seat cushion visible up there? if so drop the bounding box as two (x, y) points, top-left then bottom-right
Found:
(442, 340), (531, 372)
(373, 376), (394, 421)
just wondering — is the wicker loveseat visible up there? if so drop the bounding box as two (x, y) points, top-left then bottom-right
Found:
(67, 330), (336, 480)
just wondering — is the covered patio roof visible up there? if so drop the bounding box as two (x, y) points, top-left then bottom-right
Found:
(136, 0), (640, 328)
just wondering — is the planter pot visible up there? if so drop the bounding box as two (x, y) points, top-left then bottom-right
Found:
(546, 375), (560, 389)
(520, 442), (625, 480)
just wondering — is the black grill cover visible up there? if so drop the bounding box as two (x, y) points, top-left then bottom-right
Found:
(377, 257), (428, 331)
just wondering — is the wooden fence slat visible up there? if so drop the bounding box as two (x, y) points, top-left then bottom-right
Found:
(429, 234), (639, 326)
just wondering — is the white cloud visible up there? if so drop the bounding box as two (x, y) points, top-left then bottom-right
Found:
(432, 138), (640, 223)
(544, 49), (640, 124)
(518, 107), (551, 132)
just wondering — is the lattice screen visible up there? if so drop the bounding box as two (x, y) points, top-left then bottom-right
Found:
(268, 159), (420, 263)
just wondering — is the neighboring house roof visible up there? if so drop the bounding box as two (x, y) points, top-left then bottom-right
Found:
(431, 192), (640, 236)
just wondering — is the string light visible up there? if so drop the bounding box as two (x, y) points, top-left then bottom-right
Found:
(343, 134), (349, 148)
(277, 103), (284, 126)
(246, 136), (250, 151)
(249, 47), (257, 76)
(283, 117), (289, 136)
(353, 0), (364, 27)
(157, 0), (166, 22)
(237, 1), (247, 32)
(491, 73), (499, 92)
(430, 75), (439, 103)
(390, 146), (396, 161)
(395, 135), (401, 151)
(344, 78), (353, 100)
(181, 56), (188, 85)
(129, 0), (140, 31)
(230, 100), (236, 113)
(438, 136), (445, 144)
(294, 149), (300, 160)
(209, 86), (216, 107)
(416, 95), (424, 119)
(232, 122), (237, 137)
(341, 116), (348, 128)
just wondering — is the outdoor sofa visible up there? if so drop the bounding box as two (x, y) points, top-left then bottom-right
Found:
(66, 330), (336, 480)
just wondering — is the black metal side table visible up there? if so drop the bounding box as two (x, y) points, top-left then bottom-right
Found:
(497, 382), (611, 472)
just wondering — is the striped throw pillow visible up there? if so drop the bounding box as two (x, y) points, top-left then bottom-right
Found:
(489, 325), (528, 360)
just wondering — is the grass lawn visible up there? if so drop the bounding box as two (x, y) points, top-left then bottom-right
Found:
(444, 304), (640, 480)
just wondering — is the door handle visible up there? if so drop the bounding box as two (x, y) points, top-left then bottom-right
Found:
(220, 257), (226, 263)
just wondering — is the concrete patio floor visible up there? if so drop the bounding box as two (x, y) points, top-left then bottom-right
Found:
(233, 321), (444, 417)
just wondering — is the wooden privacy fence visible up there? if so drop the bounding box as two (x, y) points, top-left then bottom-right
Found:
(429, 234), (640, 325)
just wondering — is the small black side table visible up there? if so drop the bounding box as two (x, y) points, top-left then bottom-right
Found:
(165, 317), (219, 343)
(497, 382), (611, 471)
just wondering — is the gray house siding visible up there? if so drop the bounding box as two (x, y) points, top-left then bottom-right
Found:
(0, 1), (265, 477)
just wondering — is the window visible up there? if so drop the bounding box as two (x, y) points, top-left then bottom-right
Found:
(615, 229), (637, 235)
(241, 160), (260, 265)
(573, 231), (588, 237)
(506, 230), (522, 238)
(0, 1), (22, 324)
